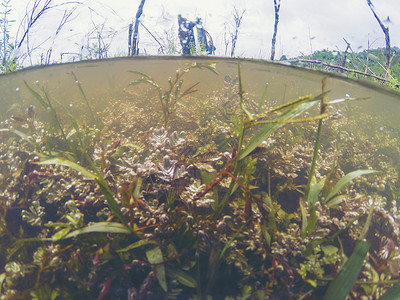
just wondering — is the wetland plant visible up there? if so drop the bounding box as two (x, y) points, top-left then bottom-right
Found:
(129, 61), (218, 128)
(0, 61), (399, 299)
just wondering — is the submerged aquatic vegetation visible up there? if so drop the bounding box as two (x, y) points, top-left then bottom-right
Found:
(129, 61), (218, 128)
(0, 60), (400, 299)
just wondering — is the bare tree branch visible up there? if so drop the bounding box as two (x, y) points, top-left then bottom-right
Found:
(270, 0), (281, 60)
(129, 0), (146, 56)
(285, 58), (393, 82)
(366, 0), (391, 75)
(341, 38), (351, 67)
(223, 7), (245, 57)
(140, 22), (164, 54)
(15, 0), (82, 66)
(230, 7), (245, 57)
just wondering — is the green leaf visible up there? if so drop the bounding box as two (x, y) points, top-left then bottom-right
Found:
(38, 157), (129, 227)
(36, 157), (96, 179)
(304, 203), (317, 236)
(300, 197), (308, 236)
(239, 98), (320, 160)
(166, 266), (197, 288)
(95, 176), (128, 227)
(116, 239), (157, 253)
(51, 228), (71, 241)
(24, 81), (48, 109)
(325, 240), (370, 300)
(326, 195), (347, 208)
(321, 245), (338, 256)
(146, 246), (167, 292)
(0, 273), (6, 294)
(0, 128), (35, 144)
(64, 222), (131, 239)
(307, 177), (325, 204)
(379, 282), (400, 300)
(128, 70), (153, 79)
(250, 113), (330, 127)
(325, 170), (377, 202)
(45, 222), (71, 228)
(257, 83), (269, 113)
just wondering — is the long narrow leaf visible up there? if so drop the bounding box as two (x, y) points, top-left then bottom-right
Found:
(181, 81), (200, 97)
(325, 170), (378, 202)
(24, 81), (48, 109)
(116, 239), (157, 253)
(166, 266), (197, 288)
(37, 157), (129, 227)
(305, 203), (317, 235)
(71, 72), (96, 123)
(379, 282), (400, 300)
(65, 222), (131, 239)
(257, 83), (269, 113)
(96, 176), (129, 227)
(254, 91), (328, 120)
(128, 70), (153, 79)
(146, 246), (167, 292)
(239, 99), (320, 160)
(306, 177), (325, 204)
(36, 157), (96, 179)
(325, 240), (370, 300)
(326, 195), (347, 208)
(0, 128), (35, 144)
(249, 113), (330, 127)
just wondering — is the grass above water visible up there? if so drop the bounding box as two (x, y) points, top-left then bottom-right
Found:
(0, 61), (400, 299)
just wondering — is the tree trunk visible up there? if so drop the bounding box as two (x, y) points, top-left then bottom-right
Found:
(270, 0), (281, 61)
(129, 0), (146, 56)
(367, 0), (391, 76)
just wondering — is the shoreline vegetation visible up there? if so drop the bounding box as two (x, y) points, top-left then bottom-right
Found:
(0, 0), (398, 90)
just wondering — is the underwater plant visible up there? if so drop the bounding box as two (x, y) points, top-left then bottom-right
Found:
(129, 61), (218, 128)
(1, 60), (400, 299)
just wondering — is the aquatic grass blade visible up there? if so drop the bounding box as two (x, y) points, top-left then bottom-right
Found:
(24, 80), (49, 109)
(257, 83), (269, 113)
(24, 81), (68, 146)
(36, 157), (96, 179)
(146, 246), (167, 292)
(128, 70), (153, 79)
(306, 177), (325, 204)
(326, 96), (369, 105)
(37, 157), (129, 227)
(0, 128), (35, 144)
(239, 99), (320, 160)
(64, 222), (131, 239)
(254, 91), (328, 120)
(70, 72), (96, 123)
(325, 240), (370, 300)
(325, 170), (378, 203)
(166, 266), (197, 288)
(0, 273), (5, 294)
(181, 81), (200, 97)
(326, 195), (347, 208)
(304, 203), (317, 236)
(95, 176), (129, 227)
(379, 282), (400, 300)
(219, 221), (248, 260)
(116, 239), (157, 253)
(192, 61), (219, 75)
(249, 113), (330, 127)
(51, 228), (71, 241)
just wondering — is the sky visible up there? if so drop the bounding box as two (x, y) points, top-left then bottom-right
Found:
(6, 0), (400, 65)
